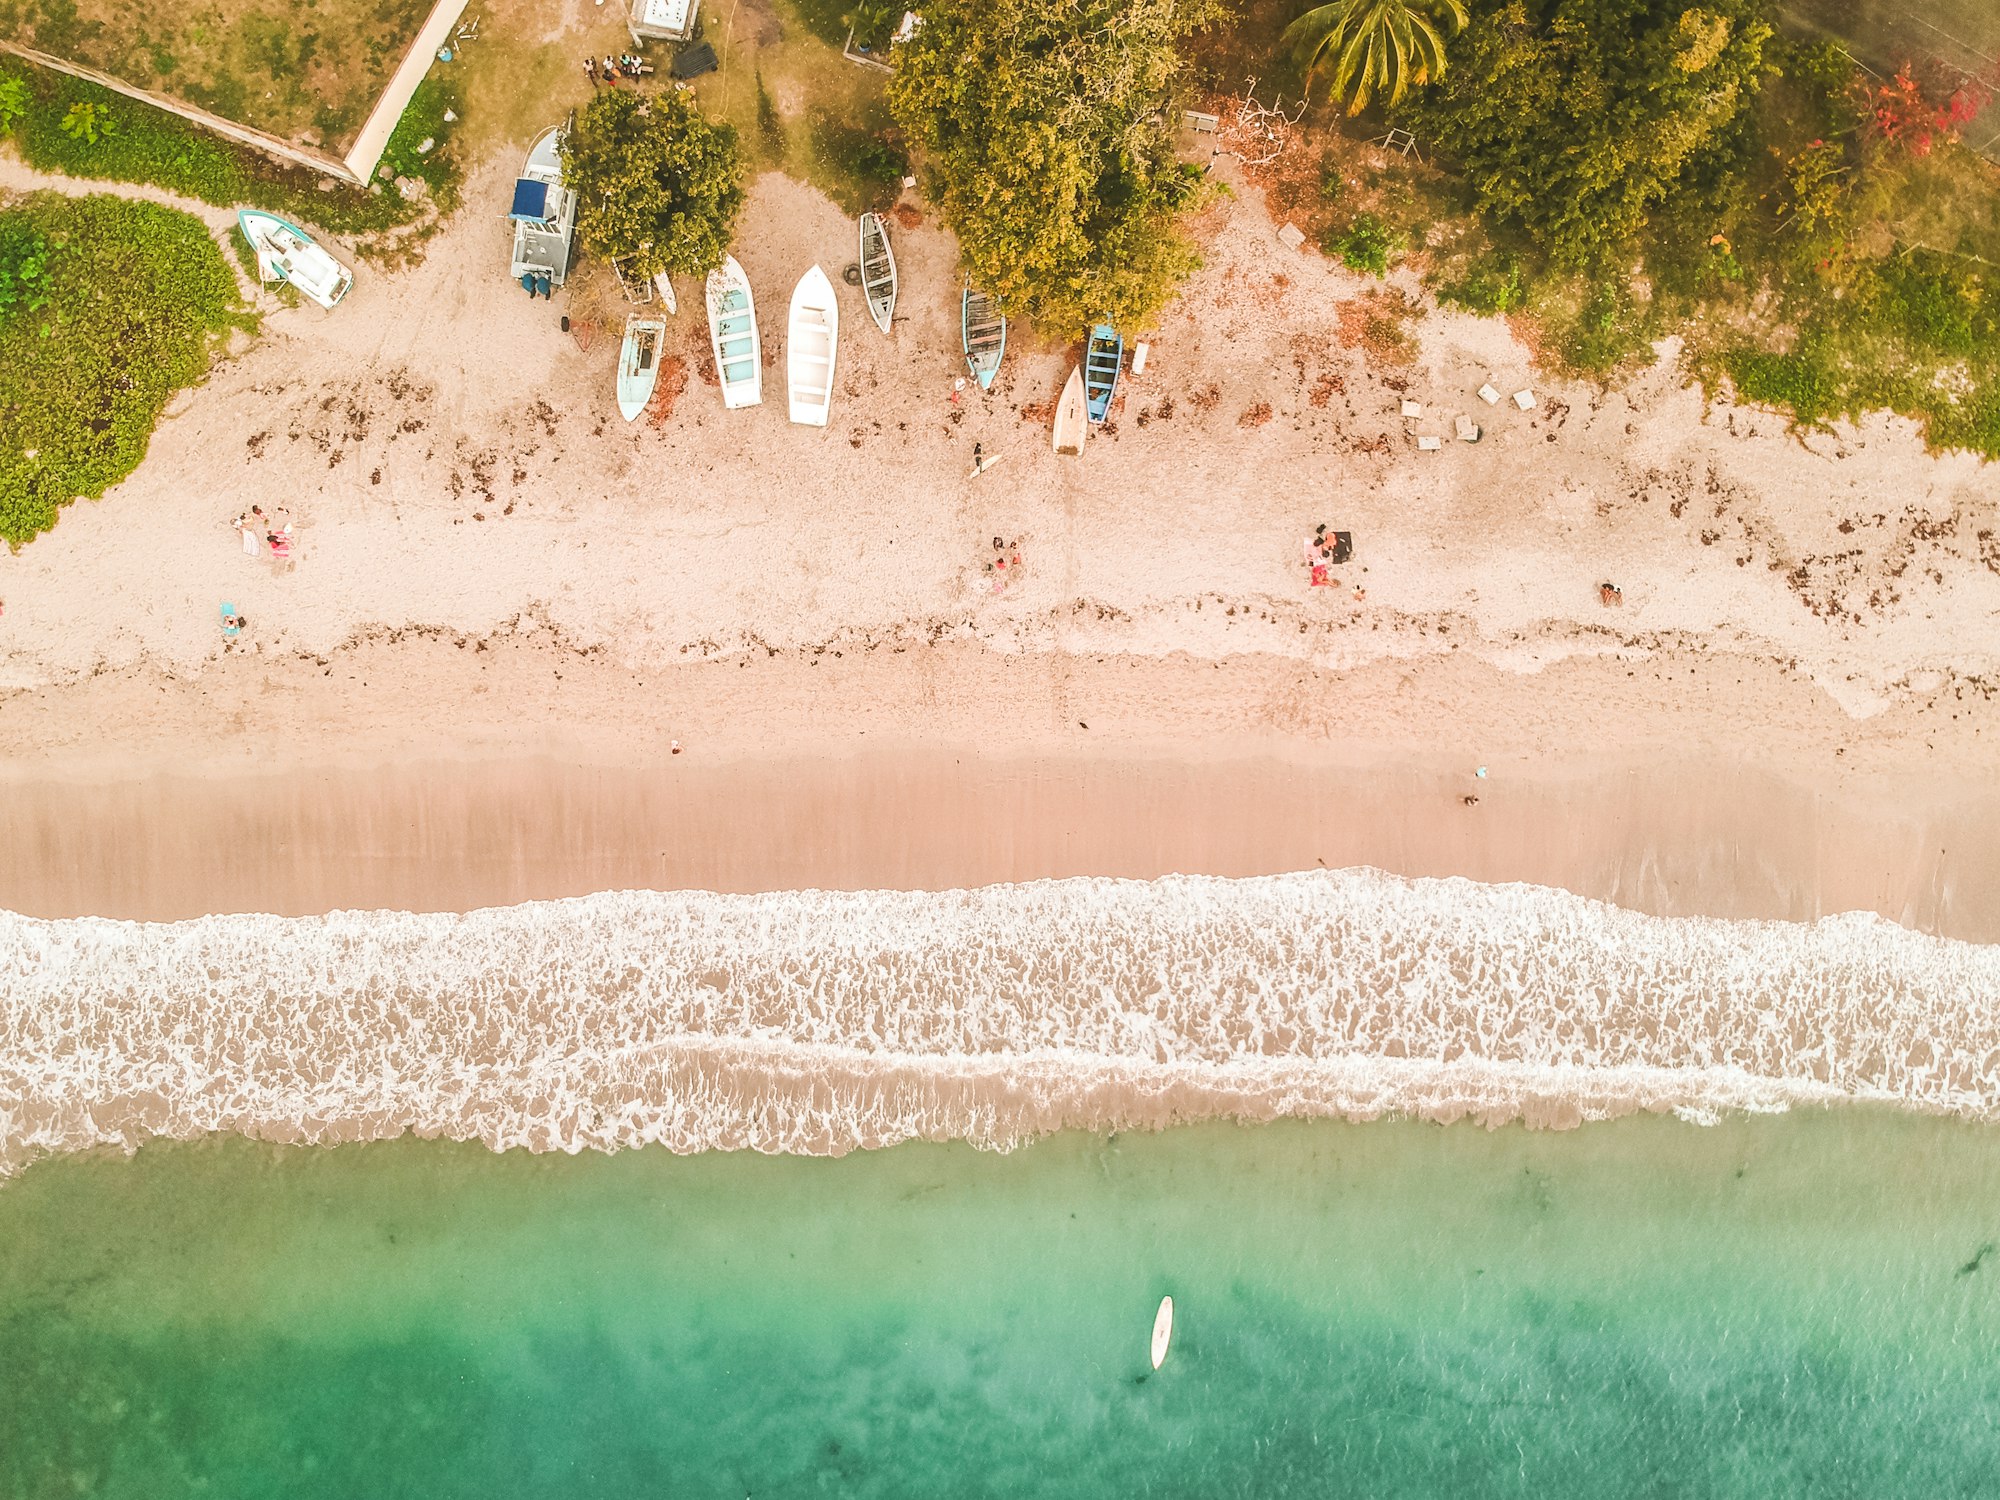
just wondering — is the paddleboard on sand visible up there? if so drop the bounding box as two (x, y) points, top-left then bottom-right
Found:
(1151, 1295), (1174, 1370)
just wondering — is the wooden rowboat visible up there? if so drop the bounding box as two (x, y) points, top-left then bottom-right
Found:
(858, 212), (896, 334)
(962, 283), (1006, 389)
(1084, 322), (1123, 426)
(1052, 366), (1087, 456)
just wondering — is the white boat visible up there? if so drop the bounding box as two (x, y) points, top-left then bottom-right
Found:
(1052, 366), (1087, 456)
(858, 211), (896, 334)
(653, 271), (678, 315)
(786, 264), (838, 427)
(508, 125), (577, 295)
(617, 315), (667, 422)
(706, 255), (762, 409)
(1151, 1295), (1174, 1370)
(236, 210), (351, 310)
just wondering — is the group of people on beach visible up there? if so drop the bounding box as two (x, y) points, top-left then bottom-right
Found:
(1303, 524), (1361, 597)
(228, 505), (296, 570)
(583, 52), (651, 87)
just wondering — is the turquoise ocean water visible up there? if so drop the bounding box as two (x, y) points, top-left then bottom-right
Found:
(4, 1110), (2000, 1498)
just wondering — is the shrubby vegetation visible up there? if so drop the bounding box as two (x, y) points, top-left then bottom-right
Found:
(1398, 0), (1772, 268)
(1228, 0), (2000, 454)
(0, 57), (463, 238)
(889, 0), (1221, 330)
(0, 194), (248, 547)
(560, 89), (745, 281)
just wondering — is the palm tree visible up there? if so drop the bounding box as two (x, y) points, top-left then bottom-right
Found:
(1282, 0), (1470, 116)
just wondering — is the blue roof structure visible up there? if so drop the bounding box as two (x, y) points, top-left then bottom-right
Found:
(508, 179), (551, 224)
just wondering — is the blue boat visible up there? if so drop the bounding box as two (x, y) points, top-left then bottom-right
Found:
(1084, 323), (1123, 425)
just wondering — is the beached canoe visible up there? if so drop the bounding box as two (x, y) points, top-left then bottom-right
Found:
(1052, 366), (1087, 456)
(1084, 323), (1123, 426)
(787, 264), (839, 427)
(962, 284), (1006, 390)
(706, 255), (762, 410)
(237, 210), (352, 310)
(858, 212), (897, 335)
(1151, 1296), (1174, 1370)
(654, 271), (678, 315)
(616, 314), (667, 423)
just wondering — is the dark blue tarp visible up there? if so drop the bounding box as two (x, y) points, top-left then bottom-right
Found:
(508, 179), (551, 223)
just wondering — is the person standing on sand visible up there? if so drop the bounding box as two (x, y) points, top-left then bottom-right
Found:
(585, 56), (598, 88)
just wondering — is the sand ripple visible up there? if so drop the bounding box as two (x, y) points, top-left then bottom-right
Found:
(3, 872), (1998, 1173)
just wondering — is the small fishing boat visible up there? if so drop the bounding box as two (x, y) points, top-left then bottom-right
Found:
(616, 314), (667, 422)
(1151, 1296), (1174, 1370)
(653, 271), (678, 315)
(1051, 366), (1087, 456)
(962, 284), (1006, 390)
(857, 212), (897, 334)
(786, 264), (839, 427)
(1084, 323), (1123, 425)
(508, 125), (577, 296)
(236, 210), (352, 310)
(706, 255), (762, 409)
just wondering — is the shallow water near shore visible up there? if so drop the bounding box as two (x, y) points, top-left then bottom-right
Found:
(4, 1111), (2000, 1498)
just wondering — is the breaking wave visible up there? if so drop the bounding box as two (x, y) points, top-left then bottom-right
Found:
(3, 871), (1998, 1175)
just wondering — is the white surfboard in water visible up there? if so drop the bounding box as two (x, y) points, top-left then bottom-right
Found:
(1151, 1295), (1174, 1370)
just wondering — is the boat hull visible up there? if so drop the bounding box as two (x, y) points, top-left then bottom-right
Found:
(859, 212), (896, 335)
(1052, 366), (1087, 456)
(1084, 323), (1123, 425)
(237, 210), (352, 310)
(617, 316), (668, 423)
(706, 255), (763, 410)
(962, 285), (1006, 390)
(787, 264), (840, 427)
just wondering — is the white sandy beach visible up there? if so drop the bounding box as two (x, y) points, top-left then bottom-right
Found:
(2, 126), (1999, 1166)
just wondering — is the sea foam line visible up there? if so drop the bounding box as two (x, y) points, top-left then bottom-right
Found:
(2, 870), (1998, 1174)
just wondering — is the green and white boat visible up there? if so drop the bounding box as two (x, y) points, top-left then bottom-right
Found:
(237, 210), (352, 310)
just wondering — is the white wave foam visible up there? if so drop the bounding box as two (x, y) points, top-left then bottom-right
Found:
(3, 871), (1998, 1174)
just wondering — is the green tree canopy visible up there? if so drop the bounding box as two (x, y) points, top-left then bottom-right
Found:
(1397, 0), (1771, 267)
(887, 0), (1221, 332)
(1284, 0), (1469, 116)
(560, 89), (745, 281)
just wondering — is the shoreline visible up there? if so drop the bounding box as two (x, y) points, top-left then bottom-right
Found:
(6, 869), (1998, 1178)
(1, 639), (1996, 937)
(5, 743), (1998, 939)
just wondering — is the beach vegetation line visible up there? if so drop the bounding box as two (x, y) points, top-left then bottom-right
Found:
(0, 193), (248, 548)
(1219, 0), (2000, 456)
(888, 0), (1222, 331)
(0, 56), (465, 246)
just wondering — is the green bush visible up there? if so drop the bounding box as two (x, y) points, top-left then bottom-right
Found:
(1437, 251), (1525, 313)
(1324, 212), (1404, 277)
(1726, 338), (1841, 427)
(0, 193), (248, 547)
(1880, 254), (1989, 360)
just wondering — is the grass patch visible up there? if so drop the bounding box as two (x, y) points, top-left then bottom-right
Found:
(0, 55), (464, 244)
(801, 110), (906, 214)
(5, 0), (433, 155)
(0, 192), (250, 547)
